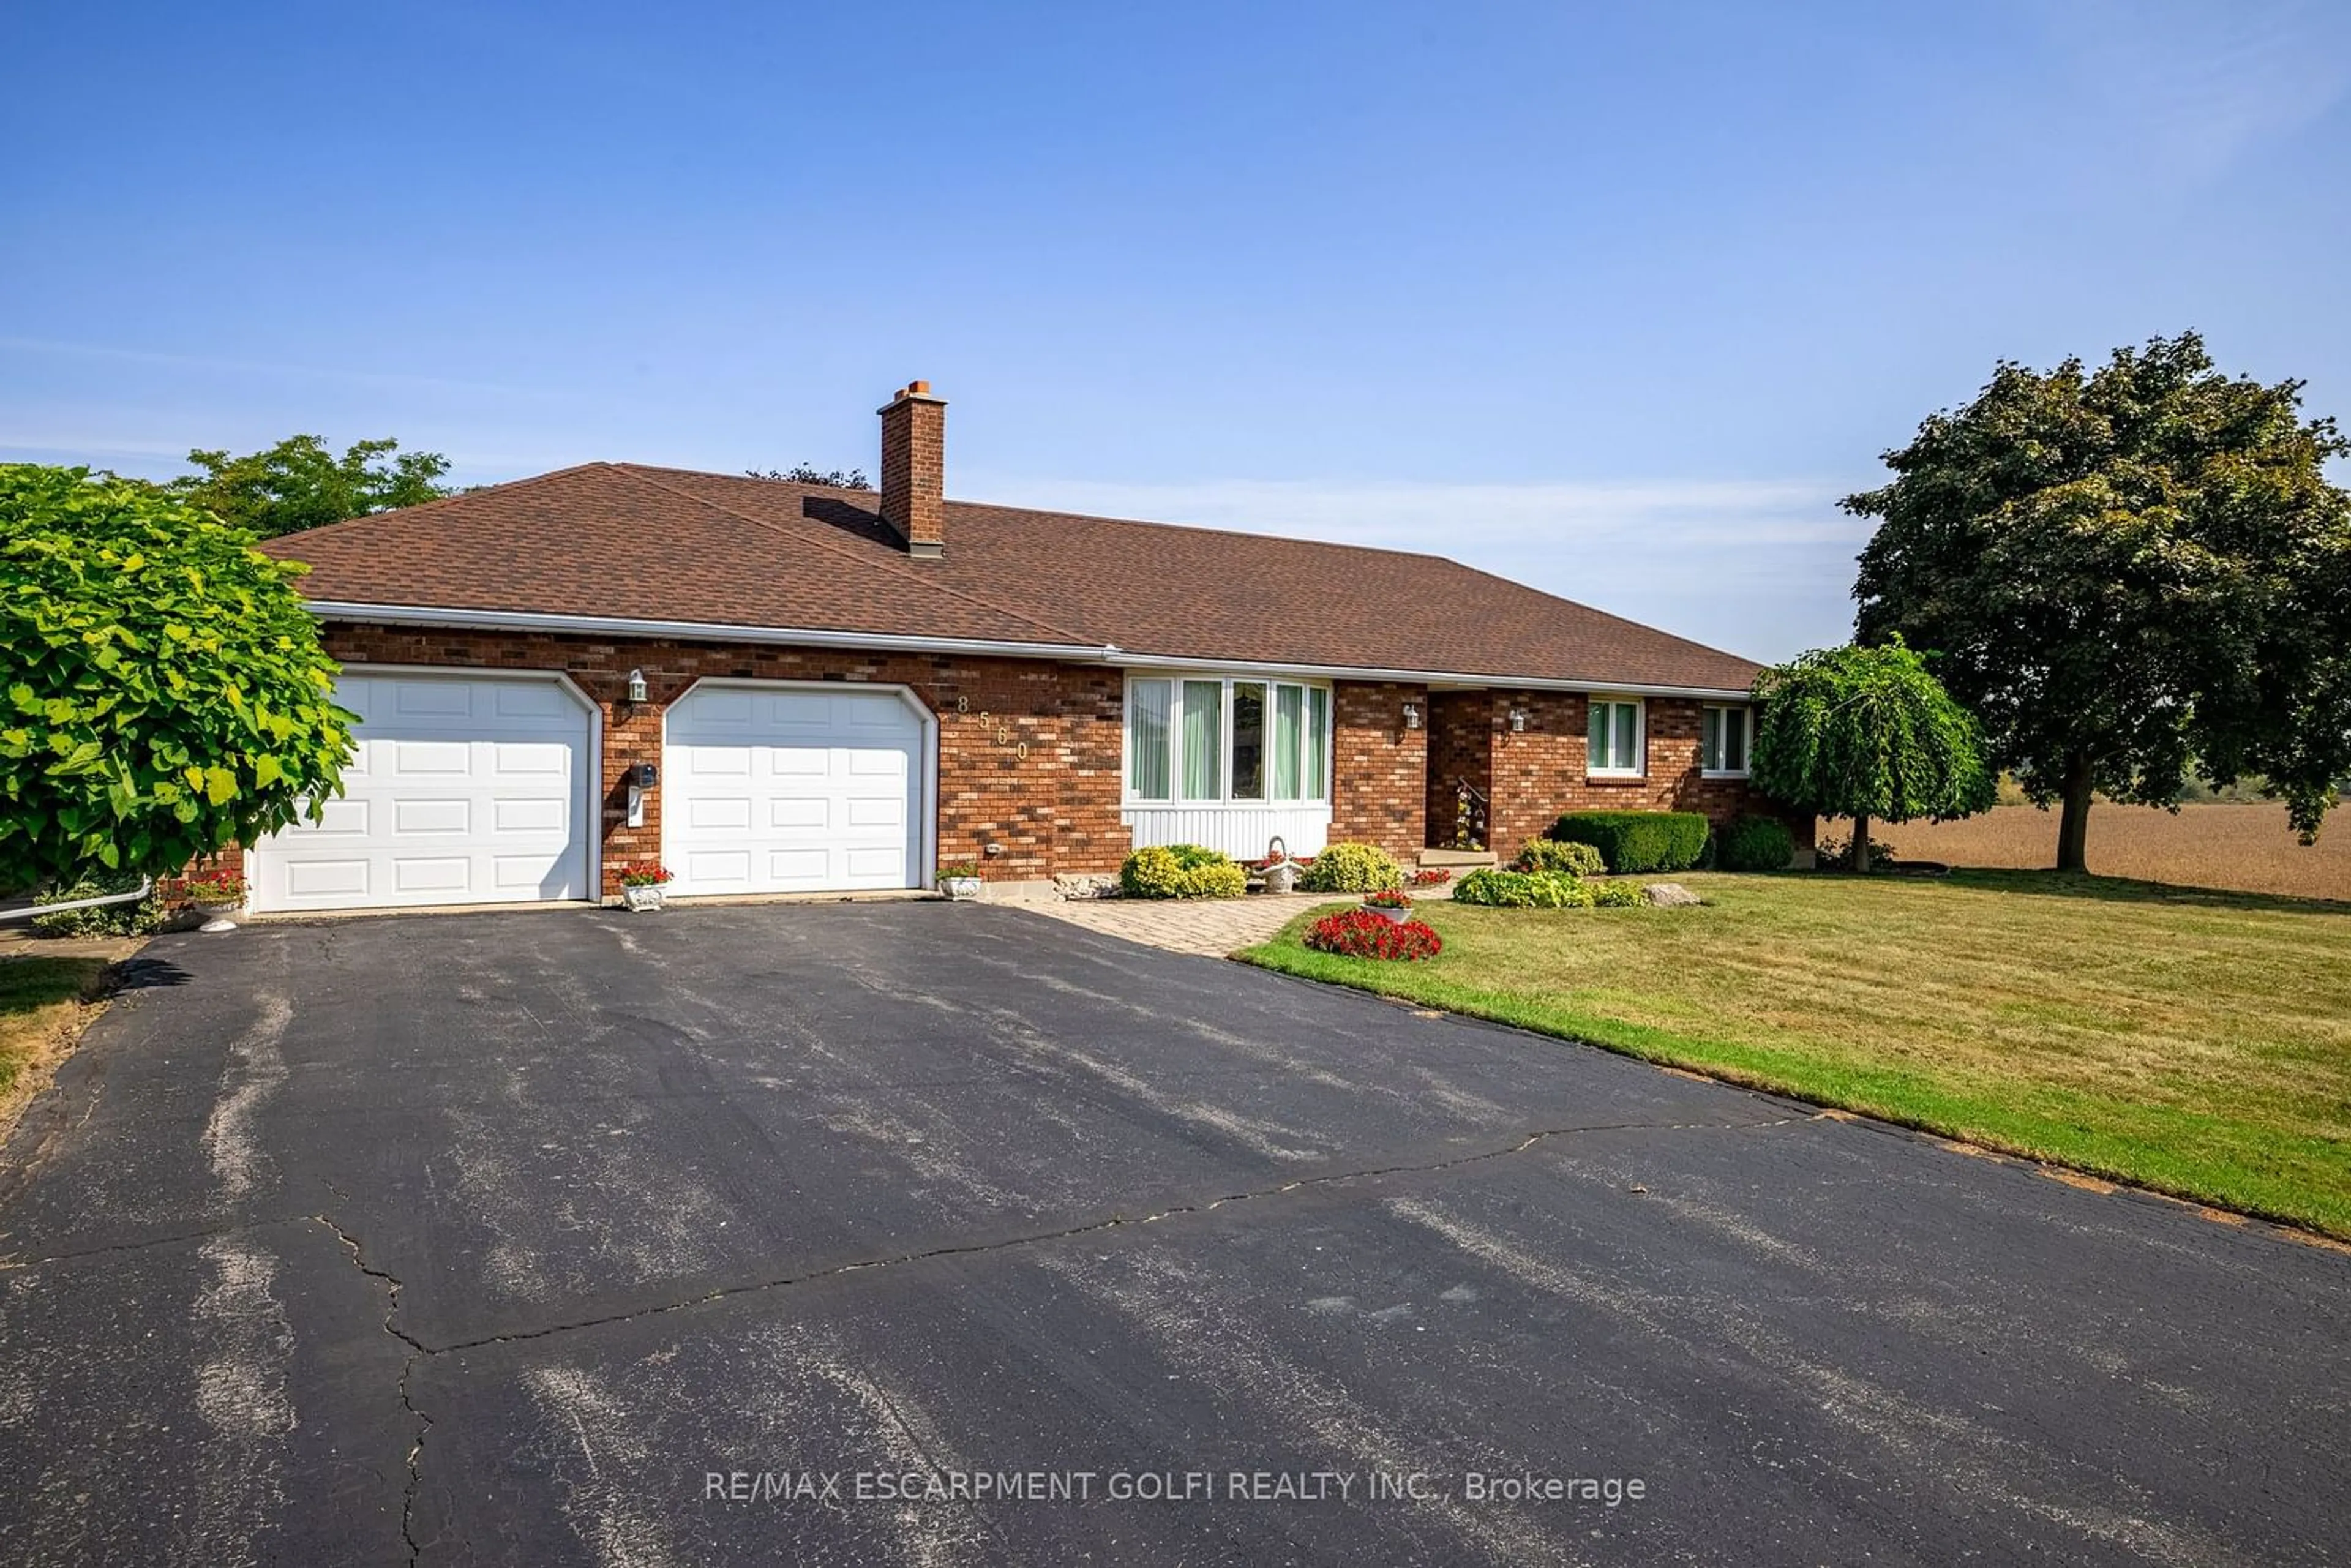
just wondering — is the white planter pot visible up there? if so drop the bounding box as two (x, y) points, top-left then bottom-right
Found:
(1263, 863), (1298, 895)
(621, 884), (665, 912)
(942, 877), (983, 902)
(195, 901), (241, 934)
(1362, 902), (1412, 923)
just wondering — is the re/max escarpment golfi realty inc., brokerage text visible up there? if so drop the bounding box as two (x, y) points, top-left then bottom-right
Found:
(705, 1469), (1649, 1507)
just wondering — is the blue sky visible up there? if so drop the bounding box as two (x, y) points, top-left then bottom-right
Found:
(6, 1), (2347, 661)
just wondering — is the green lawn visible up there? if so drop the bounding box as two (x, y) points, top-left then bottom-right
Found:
(1239, 871), (2351, 1239)
(0, 955), (107, 1099)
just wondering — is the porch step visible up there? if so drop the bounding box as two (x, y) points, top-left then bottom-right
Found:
(1415, 847), (1498, 868)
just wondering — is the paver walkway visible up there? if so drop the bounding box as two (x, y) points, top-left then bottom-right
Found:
(1024, 890), (1337, 955)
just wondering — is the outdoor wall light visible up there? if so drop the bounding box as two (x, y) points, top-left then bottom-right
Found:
(625, 668), (649, 704)
(1509, 708), (1528, 733)
(1402, 701), (1422, 730)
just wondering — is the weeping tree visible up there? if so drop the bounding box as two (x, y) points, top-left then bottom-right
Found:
(1, 465), (354, 890)
(1750, 640), (1997, 872)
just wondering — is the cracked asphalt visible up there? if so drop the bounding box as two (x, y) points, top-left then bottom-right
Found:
(2, 902), (2347, 1566)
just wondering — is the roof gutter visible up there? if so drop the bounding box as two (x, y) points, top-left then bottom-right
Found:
(301, 601), (1116, 662)
(303, 602), (1758, 701)
(1101, 651), (1758, 702)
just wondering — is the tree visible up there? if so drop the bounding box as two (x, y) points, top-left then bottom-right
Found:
(167, 434), (454, 539)
(1849, 332), (2351, 871)
(746, 463), (872, 490)
(1749, 640), (1997, 873)
(0, 465), (354, 890)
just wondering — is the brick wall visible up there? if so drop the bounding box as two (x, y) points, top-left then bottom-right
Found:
(317, 625), (1128, 895)
(1480, 691), (1810, 859)
(1327, 680), (1428, 860)
(1424, 691), (1493, 850)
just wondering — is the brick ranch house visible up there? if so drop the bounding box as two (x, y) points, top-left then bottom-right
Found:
(241, 381), (1807, 913)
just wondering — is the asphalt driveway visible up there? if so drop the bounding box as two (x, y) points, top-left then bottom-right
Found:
(1, 902), (2345, 1565)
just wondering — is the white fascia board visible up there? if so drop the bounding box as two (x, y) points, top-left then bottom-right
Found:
(303, 602), (1758, 700)
(302, 601), (1116, 662)
(1106, 651), (1757, 703)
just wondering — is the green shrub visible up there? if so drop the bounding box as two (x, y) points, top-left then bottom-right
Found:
(1717, 815), (1795, 872)
(1548, 811), (1709, 873)
(29, 870), (168, 937)
(1511, 839), (1606, 877)
(1298, 841), (1404, 893)
(1590, 879), (1647, 907)
(1452, 868), (1596, 908)
(1120, 844), (1248, 899)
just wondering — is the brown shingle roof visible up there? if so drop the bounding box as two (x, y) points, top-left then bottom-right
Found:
(262, 462), (1764, 692)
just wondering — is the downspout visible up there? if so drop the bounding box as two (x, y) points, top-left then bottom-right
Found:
(0, 876), (154, 925)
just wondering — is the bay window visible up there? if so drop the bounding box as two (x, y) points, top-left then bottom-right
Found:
(1701, 703), (1750, 776)
(1587, 697), (1644, 776)
(1125, 675), (1332, 805)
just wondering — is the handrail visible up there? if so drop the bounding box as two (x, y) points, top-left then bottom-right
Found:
(0, 876), (153, 925)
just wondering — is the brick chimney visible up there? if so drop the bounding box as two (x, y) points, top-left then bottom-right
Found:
(878, 380), (947, 558)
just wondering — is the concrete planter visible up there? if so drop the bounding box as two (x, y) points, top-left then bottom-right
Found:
(621, 884), (665, 912)
(942, 876), (984, 902)
(1361, 901), (1412, 923)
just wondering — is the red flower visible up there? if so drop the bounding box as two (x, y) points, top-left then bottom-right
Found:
(1304, 909), (1443, 961)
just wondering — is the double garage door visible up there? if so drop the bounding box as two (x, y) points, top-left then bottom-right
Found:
(251, 671), (926, 913)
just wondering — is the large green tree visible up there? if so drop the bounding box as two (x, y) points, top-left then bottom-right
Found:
(167, 434), (454, 539)
(1750, 640), (1997, 872)
(1848, 332), (2351, 871)
(1, 465), (354, 889)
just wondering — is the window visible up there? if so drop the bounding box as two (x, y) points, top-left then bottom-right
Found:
(1587, 697), (1644, 776)
(1231, 681), (1266, 800)
(1180, 680), (1223, 800)
(1128, 679), (1172, 799)
(1701, 704), (1750, 776)
(1303, 687), (1328, 799)
(1125, 675), (1331, 804)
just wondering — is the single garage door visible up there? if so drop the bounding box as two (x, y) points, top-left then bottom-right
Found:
(663, 681), (928, 896)
(250, 670), (593, 913)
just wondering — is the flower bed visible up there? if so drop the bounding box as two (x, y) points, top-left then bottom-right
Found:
(1303, 908), (1443, 960)
(1408, 866), (1453, 887)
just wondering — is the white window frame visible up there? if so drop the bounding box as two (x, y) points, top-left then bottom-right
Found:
(1586, 694), (1646, 778)
(1701, 703), (1751, 778)
(1123, 673), (1333, 807)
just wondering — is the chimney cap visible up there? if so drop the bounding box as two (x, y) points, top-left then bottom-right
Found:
(879, 379), (947, 414)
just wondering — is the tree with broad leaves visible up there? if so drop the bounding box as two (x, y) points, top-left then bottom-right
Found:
(745, 463), (871, 490)
(1749, 640), (1997, 873)
(1848, 332), (2351, 871)
(0, 465), (354, 891)
(167, 434), (454, 539)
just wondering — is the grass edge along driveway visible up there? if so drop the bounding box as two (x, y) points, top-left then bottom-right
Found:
(1237, 871), (2351, 1241)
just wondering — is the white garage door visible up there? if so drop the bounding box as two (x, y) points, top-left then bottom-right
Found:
(251, 671), (593, 913)
(663, 683), (928, 896)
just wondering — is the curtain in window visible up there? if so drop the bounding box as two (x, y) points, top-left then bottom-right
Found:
(1230, 682), (1265, 799)
(1129, 680), (1171, 798)
(1723, 708), (1747, 772)
(1701, 707), (1723, 772)
(1180, 680), (1222, 799)
(1272, 685), (1303, 798)
(1591, 700), (1638, 771)
(1304, 687), (1329, 800)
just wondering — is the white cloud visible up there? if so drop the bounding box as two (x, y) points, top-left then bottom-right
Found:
(2033, 0), (2351, 176)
